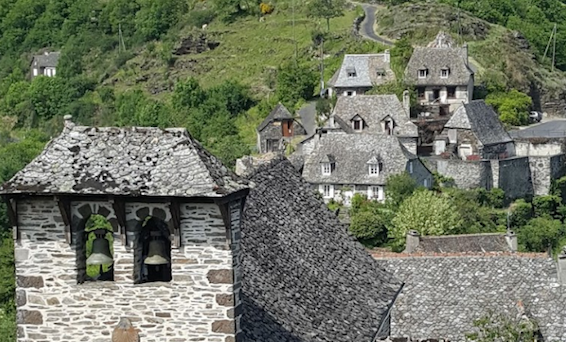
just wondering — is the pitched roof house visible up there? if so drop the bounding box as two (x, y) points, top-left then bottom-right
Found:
(301, 134), (432, 204)
(2, 116), (250, 341)
(330, 93), (419, 153)
(241, 158), (403, 341)
(435, 100), (515, 160)
(405, 32), (474, 117)
(374, 251), (566, 341)
(257, 103), (306, 154)
(31, 51), (60, 78)
(404, 230), (517, 254)
(328, 51), (394, 97)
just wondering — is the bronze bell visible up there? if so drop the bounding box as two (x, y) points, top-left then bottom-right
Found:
(86, 236), (113, 266)
(144, 239), (170, 265)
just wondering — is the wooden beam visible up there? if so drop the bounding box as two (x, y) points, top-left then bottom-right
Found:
(169, 200), (181, 248)
(2, 196), (18, 241)
(111, 199), (127, 246)
(55, 196), (72, 244)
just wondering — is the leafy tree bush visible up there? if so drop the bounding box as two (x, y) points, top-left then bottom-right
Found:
(485, 89), (532, 126)
(442, 188), (500, 234)
(307, 0), (346, 31)
(465, 309), (540, 342)
(477, 187), (505, 208)
(390, 190), (463, 250)
(517, 217), (564, 252)
(385, 172), (417, 208)
(187, 9), (217, 28)
(275, 61), (317, 109)
(510, 199), (533, 229)
(134, 0), (187, 41)
(532, 195), (561, 218)
(349, 209), (388, 245)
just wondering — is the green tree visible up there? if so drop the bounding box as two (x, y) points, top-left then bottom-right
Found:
(465, 309), (539, 342)
(385, 172), (417, 208)
(510, 199), (533, 228)
(532, 195), (561, 218)
(275, 61), (317, 109)
(390, 190), (463, 250)
(349, 209), (388, 245)
(307, 0), (346, 31)
(134, 0), (187, 41)
(172, 77), (207, 111)
(485, 89), (532, 126)
(517, 217), (564, 252)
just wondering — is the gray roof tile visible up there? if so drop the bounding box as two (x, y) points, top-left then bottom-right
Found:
(257, 103), (296, 132)
(374, 254), (566, 341)
(414, 233), (512, 253)
(241, 158), (403, 342)
(333, 54), (395, 88)
(405, 46), (472, 86)
(1, 123), (247, 197)
(333, 95), (418, 137)
(302, 134), (416, 185)
(445, 100), (512, 145)
(32, 51), (61, 68)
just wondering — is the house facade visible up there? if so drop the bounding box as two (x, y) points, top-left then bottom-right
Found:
(31, 51), (60, 78)
(435, 100), (515, 160)
(301, 134), (432, 205)
(405, 32), (474, 117)
(329, 92), (419, 154)
(3, 116), (249, 342)
(327, 51), (395, 97)
(257, 103), (306, 154)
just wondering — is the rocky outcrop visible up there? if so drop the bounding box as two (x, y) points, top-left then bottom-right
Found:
(173, 33), (220, 55)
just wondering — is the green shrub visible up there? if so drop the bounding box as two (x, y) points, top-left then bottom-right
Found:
(533, 195), (561, 217)
(187, 9), (217, 28)
(510, 199), (532, 228)
(485, 89), (532, 126)
(349, 210), (387, 246)
(517, 217), (564, 253)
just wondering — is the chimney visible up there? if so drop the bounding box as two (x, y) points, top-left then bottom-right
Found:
(63, 115), (74, 133)
(505, 230), (517, 252)
(383, 49), (390, 63)
(404, 230), (420, 253)
(402, 90), (410, 117)
(557, 247), (566, 284)
(461, 43), (469, 66)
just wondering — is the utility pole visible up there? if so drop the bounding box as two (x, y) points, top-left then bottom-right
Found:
(320, 37), (325, 96)
(292, 0), (297, 62)
(553, 23), (557, 72)
(119, 23), (126, 53)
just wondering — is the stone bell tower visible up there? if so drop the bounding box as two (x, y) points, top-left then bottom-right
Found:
(1, 118), (248, 342)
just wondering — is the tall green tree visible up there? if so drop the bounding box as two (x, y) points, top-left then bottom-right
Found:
(307, 0), (346, 31)
(275, 61), (317, 109)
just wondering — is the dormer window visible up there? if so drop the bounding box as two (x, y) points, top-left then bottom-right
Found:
(352, 117), (363, 132)
(376, 68), (386, 77)
(369, 164), (379, 175)
(367, 156), (383, 176)
(322, 162), (331, 175)
(418, 69), (428, 78)
(347, 67), (357, 77)
(441, 68), (450, 78)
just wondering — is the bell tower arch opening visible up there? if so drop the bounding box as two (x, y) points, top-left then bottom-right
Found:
(136, 216), (172, 284)
(84, 214), (114, 281)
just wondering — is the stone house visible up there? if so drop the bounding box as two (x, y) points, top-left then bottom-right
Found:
(256, 103), (306, 154)
(510, 120), (566, 157)
(300, 133), (432, 205)
(403, 230), (518, 254)
(241, 157), (404, 341)
(329, 93), (419, 154)
(327, 51), (394, 97)
(373, 240), (566, 341)
(2, 116), (250, 342)
(31, 51), (60, 78)
(405, 32), (474, 117)
(435, 100), (515, 160)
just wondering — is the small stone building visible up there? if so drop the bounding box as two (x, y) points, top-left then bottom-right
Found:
(31, 51), (60, 78)
(2, 117), (249, 342)
(327, 51), (394, 97)
(405, 32), (474, 117)
(435, 100), (515, 160)
(256, 103), (306, 154)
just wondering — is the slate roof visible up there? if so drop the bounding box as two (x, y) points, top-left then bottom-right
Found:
(412, 233), (513, 253)
(241, 158), (403, 342)
(405, 46), (472, 86)
(332, 54), (395, 88)
(333, 95), (418, 137)
(0, 119), (247, 198)
(374, 254), (566, 341)
(302, 134), (417, 185)
(257, 103), (298, 132)
(32, 51), (61, 68)
(445, 100), (512, 146)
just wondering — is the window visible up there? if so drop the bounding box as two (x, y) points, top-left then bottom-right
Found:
(353, 118), (362, 131)
(376, 69), (386, 77)
(369, 164), (379, 175)
(347, 71), (357, 77)
(418, 69), (428, 78)
(345, 90), (356, 97)
(322, 163), (331, 175)
(33, 68), (38, 76)
(440, 68), (449, 78)
(347, 67), (357, 77)
(424, 178), (429, 187)
(417, 87), (425, 99)
(370, 186), (384, 200)
(409, 161), (414, 174)
(136, 217), (172, 284)
(322, 184), (333, 198)
(447, 86), (456, 99)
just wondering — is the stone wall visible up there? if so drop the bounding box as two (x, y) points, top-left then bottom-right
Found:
(498, 156), (534, 200)
(15, 198), (240, 342)
(436, 159), (489, 189)
(530, 154), (566, 196)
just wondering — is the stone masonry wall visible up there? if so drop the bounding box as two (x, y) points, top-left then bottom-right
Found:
(498, 157), (534, 200)
(436, 159), (489, 189)
(15, 198), (237, 342)
(530, 154), (566, 196)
